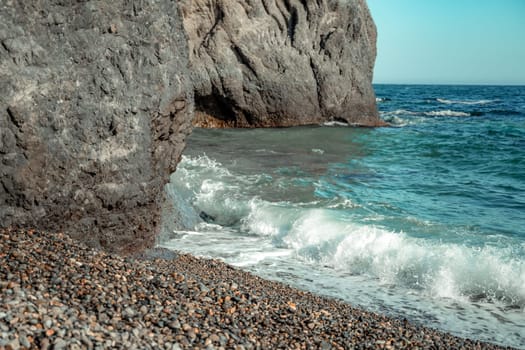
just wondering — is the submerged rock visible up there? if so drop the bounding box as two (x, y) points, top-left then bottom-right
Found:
(199, 210), (216, 223)
(181, 0), (380, 127)
(0, 1), (193, 253)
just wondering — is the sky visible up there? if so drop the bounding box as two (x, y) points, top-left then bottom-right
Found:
(367, 0), (525, 85)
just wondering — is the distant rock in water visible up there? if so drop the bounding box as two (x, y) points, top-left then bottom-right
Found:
(199, 211), (216, 223)
(0, 1), (193, 254)
(181, 0), (380, 127)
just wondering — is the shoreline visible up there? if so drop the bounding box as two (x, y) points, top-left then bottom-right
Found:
(1, 228), (513, 349)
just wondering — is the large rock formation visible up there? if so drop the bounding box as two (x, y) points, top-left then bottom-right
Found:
(1, 0), (379, 254)
(0, 1), (193, 253)
(181, 0), (380, 127)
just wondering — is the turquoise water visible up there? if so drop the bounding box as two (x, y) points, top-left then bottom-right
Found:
(162, 85), (525, 348)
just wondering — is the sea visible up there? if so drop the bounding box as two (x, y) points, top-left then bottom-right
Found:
(161, 84), (525, 348)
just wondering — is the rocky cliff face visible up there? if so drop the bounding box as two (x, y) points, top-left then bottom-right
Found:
(0, 1), (193, 253)
(1, 0), (378, 254)
(181, 0), (380, 127)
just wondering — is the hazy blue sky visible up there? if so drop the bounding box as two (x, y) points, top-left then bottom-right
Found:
(367, 1), (525, 85)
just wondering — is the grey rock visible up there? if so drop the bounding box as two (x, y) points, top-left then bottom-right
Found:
(80, 335), (93, 349)
(0, 0), (380, 255)
(39, 338), (50, 350)
(181, 0), (380, 127)
(53, 338), (67, 350)
(0, 0), (193, 254)
(6, 338), (20, 350)
(123, 307), (136, 318)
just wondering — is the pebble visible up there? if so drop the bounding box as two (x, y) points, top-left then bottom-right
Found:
(19, 335), (30, 348)
(6, 338), (19, 350)
(53, 338), (67, 350)
(80, 335), (93, 348)
(39, 338), (50, 350)
(123, 307), (136, 318)
(0, 228), (511, 350)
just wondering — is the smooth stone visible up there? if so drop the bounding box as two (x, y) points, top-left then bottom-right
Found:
(19, 335), (30, 348)
(53, 338), (67, 350)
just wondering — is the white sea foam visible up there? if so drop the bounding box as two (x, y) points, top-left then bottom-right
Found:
(241, 200), (289, 237)
(319, 223), (525, 306)
(255, 149), (279, 154)
(326, 198), (359, 209)
(384, 109), (419, 116)
(234, 251), (292, 267)
(323, 121), (349, 127)
(437, 98), (496, 105)
(284, 209), (348, 250)
(424, 110), (471, 117)
(242, 200), (525, 306)
(382, 109), (471, 118)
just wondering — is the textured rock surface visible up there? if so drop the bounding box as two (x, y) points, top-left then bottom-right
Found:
(0, 1), (193, 253)
(0, 0), (380, 253)
(181, 0), (380, 127)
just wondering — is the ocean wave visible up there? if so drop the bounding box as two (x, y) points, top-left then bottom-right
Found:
(381, 109), (419, 116)
(167, 155), (525, 308)
(381, 109), (472, 118)
(244, 202), (525, 307)
(330, 226), (525, 306)
(323, 121), (349, 127)
(382, 108), (523, 119)
(436, 98), (497, 105)
(424, 110), (471, 117)
(376, 97), (391, 102)
(167, 155), (256, 227)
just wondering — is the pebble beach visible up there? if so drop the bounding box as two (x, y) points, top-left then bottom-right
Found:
(0, 228), (512, 349)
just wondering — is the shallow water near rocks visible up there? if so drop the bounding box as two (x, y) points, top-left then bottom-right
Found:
(162, 84), (525, 348)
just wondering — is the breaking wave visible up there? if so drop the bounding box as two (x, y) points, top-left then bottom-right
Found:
(424, 110), (471, 117)
(166, 155), (525, 310)
(436, 98), (497, 105)
(381, 109), (472, 117)
(380, 109), (522, 123)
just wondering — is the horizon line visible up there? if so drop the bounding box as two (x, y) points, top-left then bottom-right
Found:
(373, 82), (525, 87)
